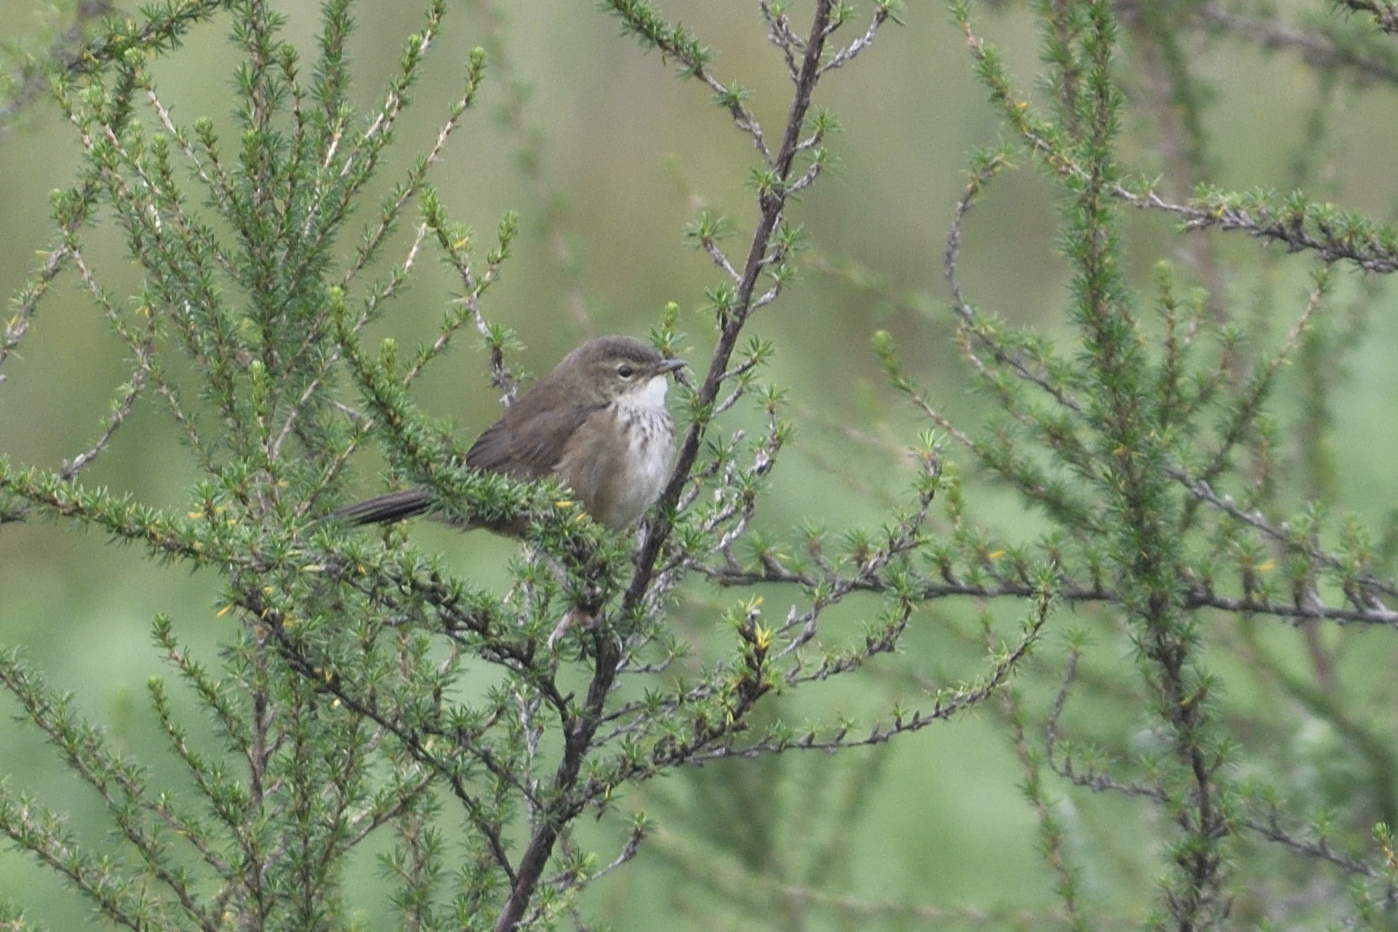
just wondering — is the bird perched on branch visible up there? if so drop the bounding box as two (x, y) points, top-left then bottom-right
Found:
(334, 335), (687, 535)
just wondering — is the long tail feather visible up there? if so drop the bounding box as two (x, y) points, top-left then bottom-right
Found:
(328, 488), (434, 526)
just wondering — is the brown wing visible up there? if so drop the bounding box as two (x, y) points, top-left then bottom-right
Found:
(464, 400), (605, 479)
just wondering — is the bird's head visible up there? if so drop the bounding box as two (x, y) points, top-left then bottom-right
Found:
(561, 336), (687, 408)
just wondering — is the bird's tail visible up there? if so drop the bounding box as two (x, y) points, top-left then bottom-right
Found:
(328, 488), (434, 526)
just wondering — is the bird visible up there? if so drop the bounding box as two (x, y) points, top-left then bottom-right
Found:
(333, 335), (687, 535)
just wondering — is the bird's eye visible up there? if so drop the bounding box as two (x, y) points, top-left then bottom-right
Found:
(616, 364), (635, 379)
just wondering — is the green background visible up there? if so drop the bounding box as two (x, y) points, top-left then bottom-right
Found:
(1, 1), (1396, 928)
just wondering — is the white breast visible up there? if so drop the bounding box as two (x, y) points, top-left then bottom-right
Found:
(611, 375), (676, 523)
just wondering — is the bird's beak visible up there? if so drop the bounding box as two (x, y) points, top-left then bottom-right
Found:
(656, 357), (689, 388)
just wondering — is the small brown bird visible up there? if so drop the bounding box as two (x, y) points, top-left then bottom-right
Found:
(334, 335), (686, 534)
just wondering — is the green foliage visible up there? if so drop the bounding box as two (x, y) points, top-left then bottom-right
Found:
(6, 0), (1398, 930)
(0, 1), (957, 930)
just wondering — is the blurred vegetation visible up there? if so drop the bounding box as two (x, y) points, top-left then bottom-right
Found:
(1, 0), (1398, 930)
